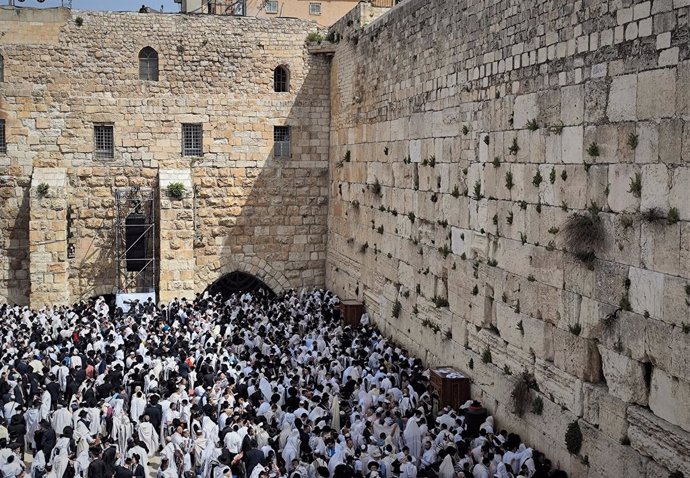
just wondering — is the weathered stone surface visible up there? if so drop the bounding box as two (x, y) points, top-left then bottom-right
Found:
(649, 368), (690, 432)
(628, 406), (690, 476)
(597, 346), (648, 405)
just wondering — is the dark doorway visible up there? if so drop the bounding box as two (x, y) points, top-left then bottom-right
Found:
(204, 271), (275, 299)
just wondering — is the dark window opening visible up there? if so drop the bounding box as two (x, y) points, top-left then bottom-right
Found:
(138, 47), (159, 81)
(182, 123), (203, 157)
(274, 126), (290, 158)
(274, 66), (289, 92)
(94, 123), (114, 159)
(0, 119), (6, 154)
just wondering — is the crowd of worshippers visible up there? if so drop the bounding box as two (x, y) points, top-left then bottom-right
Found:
(0, 289), (569, 478)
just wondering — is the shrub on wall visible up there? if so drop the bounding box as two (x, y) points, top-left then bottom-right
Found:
(565, 421), (583, 455)
(167, 182), (186, 199)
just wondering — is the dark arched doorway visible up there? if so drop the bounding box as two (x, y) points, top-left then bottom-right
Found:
(204, 271), (275, 299)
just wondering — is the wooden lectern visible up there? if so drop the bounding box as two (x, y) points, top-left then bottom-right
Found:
(339, 300), (364, 327)
(430, 366), (471, 410)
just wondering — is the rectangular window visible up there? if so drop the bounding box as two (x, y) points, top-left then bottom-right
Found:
(274, 126), (290, 158)
(182, 123), (203, 157)
(94, 123), (114, 159)
(0, 119), (5, 154)
(265, 0), (278, 13)
(233, 0), (246, 15)
(309, 2), (321, 15)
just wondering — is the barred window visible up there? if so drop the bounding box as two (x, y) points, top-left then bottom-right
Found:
(265, 0), (278, 13)
(274, 126), (290, 158)
(309, 3), (321, 15)
(94, 123), (114, 159)
(182, 123), (203, 157)
(274, 66), (289, 92)
(0, 54), (4, 82)
(0, 119), (6, 154)
(138, 47), (159, 81)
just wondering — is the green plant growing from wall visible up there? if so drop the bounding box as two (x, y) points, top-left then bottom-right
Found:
(392, 300), (401, 318)
(371, 178), (382, 196)
(565, 421), (583, 455)
(167, 182), (186, 199)
(511, 372), (538, 417)
(462, 125), (469, 135)
(561, 170), (568, 181)
(531, 396), (544, 415)
(668, 207), (680, 225)
(627, 133), (639, 150)
(508, 137), (520, 155)
(473, 181), (483, 200)
(36, 183), (49, 197)
(526, 119), (539, 131)
(483, 135), (490, 145)
(550, 167), (556, 184)
(560, 206), (604, 264)
(492, 157), (500, 167)
(505, 171), (514, 190)
(569, 323), (582, 336)
(628, 173), (642, 198)
(481, 347), (492, 364)
(587, 142), (600, 157)
(408, 212), (415, 223)
(506, 212), (514, 225)
(343, 150), (351, 162)
(75, 16), (84, 26)
(532, 170), (543, 187)
(548, 121), (564, 135)
(306, 32), (325, 43)
(451, 185), (460, 198)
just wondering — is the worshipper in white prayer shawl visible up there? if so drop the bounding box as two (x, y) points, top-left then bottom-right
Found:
(138, 416), (159, 456)
(403, 413), (422, 462)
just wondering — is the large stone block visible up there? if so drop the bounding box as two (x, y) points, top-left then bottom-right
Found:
(552, 327), (602, 383)
(628, 266), (664, 320)
(561, 126), (584, 163)
(597, 345), (648, 405)
(628, 405), (690, 476)
(649, 368), (690, 432)
(608, 74), (637, 121)
(637, 68), (677, 119)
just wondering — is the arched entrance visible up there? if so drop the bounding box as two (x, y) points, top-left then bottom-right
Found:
(204, 271), (275, 298)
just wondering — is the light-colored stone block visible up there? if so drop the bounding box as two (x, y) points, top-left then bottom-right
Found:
(640, 163), (670, 211)
(597, 346), (648, 405)
(637, 68), (676, 119)
(628, 406), (690, 476)
(608, 74), (637, 121)
(561, 126), (583, 163)
(649, 368), (690, 432)
(628, 266), (664, 319)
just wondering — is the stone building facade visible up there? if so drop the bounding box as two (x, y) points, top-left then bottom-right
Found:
(1, 0), (690, 476)
(0, 7), (330, 306)
(326, 0), (690, 476)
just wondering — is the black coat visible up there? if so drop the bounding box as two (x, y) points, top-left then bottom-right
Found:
(40, 427), (57, 458)
(114, 466), (133, 478)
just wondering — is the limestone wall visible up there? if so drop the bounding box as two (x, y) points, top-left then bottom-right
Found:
(326, 1), (690, 476)
(0, 8), (330, 304)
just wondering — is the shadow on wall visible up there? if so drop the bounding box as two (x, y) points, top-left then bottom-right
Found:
(192, 58), (331, 296)
(0, 180), (30, 304)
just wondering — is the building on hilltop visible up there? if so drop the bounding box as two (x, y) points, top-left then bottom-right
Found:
(177, 0), (396, 26)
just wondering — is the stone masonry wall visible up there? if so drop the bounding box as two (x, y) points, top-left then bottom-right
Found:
(326, 1), (690, 476)
(0, 8), (330, 304)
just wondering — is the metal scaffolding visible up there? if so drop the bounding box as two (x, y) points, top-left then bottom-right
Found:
(114, 187), (157, 295)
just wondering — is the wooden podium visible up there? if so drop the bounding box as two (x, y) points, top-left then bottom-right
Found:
(339, 300), (365, 327)
(430, 367), (471, 410)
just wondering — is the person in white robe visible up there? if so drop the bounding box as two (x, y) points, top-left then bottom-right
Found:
(138, 417), (159, 456)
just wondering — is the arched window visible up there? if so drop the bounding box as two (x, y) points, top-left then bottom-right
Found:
(138, 47), (159, 81)
(274, 66), (289, 92)
(0, 54), (4, 82)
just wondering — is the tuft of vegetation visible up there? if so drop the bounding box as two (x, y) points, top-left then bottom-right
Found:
(306, 32), (325, 43)
(359, 242), (369, 253)
(532, 170), (543, 187)
(492, 156), (500, 168)
(451, 185), (460, 198)
(602, 309), (619, 328)
(569, 323), (582, 336)
(351, 200), (359, 209)
(668, 207), (680, 225)
(75, 16), (84, 26)
(36, 183), (50, 197)
(472, 285), (479, 296)
(520, 232), (527, 245)
(627, 133), (639, 150)
(462, 125), (469, 135)
(550, 167), (556, 184)
(565, 421), (583, 455)
(408, 212), (415, 223)
(377, 225), (384, 234)
(548, 226), (559, 235)
(642, 207), (665, 223)
(343, 150), (351, 162)
(587, 142), (600, 157)
(620, 213), (634, 229)
(432, 296), (449, 308)
(371, 178), (382, 197)
(628, 173), (642, 198)
(526, 119), (539, 131)
(531, 396), (544, 415)
(560, 208), (605, 264)
(511, 372), (538, 417)
(507, 212), (514, 225)
(468, 358), (474, 369)
(561, 170), (568, 181)
(392, 300), (402, 318)
(527, 275), (535, 282)
(167, 182), (186, 199)
(483, 135), (490, 145)
(481, 347), (492, 364)
(505, 171), (514, 190)
(438, 244), (451, 258)
(473, 181), (483, 201)
(508, 137), (520, 155)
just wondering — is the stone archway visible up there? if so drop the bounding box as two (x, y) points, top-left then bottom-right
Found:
(204, 271), (275, 298)
(194, 256), (291, 296)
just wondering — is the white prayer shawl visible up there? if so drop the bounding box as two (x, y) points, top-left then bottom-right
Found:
(403, 418), (422, 462)
(161, 442), (178, 475)
(131, 396), (146, 423)
(282, 432), (301, 472)
(330, 396), (340, 431)
(74, 420), (93, 457)
(24, 408), (41, 449)
(138, 421), (159, 456)
(40, 391), (52, 420)
(51, 408), (72, 435)
(50, 438), (70, 478)
(400, 462), (417, 478)
(201, 416), (218, 443)
(438, 455), (455, 478)
(127, 445), (150, 477)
